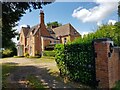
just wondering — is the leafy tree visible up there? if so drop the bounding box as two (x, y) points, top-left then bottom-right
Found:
(114, 22), (120, 46)
(73, 24), (120, 46)
(47, 21), (62, 28)
(2, 1), (54, 49)
(118, 2), (120, 17)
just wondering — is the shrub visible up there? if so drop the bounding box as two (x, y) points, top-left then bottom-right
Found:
(24, 52), (29, 57)
(55, 43), (96, 87)
(43, 50), (55, 57)
(2, 49), (13, 58)
(55, 44), (65, 76)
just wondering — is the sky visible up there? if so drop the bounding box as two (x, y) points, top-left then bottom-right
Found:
(13, 0), (119, 43)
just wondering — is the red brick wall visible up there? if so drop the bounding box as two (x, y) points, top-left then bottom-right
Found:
(94, 42), (109, 88)
(94, 40), (120, 88)
(108, 48), (119, 88)
(117, 48), (120, 80)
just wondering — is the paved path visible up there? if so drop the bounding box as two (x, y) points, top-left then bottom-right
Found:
(0, 57), (84, 89)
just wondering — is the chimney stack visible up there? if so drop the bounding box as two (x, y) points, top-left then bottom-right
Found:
(40, 10), (44, 24)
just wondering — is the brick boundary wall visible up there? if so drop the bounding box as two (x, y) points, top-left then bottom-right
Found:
(93, 38), (120, 88)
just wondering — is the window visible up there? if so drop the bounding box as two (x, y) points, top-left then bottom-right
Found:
(54, 41), (56, 44)
(64, 38), (67, 44)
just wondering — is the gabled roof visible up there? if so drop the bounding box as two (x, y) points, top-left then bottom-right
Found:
(53, 23), (80, 37)
(47, 28), (55, 34)
(26, 24), (39, 37)
(21, 27), (30, 38)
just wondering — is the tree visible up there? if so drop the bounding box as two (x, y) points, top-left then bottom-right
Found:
(73, 24), (120, 46)
(2, 1), (54, 49)
(114, 22), (120, 46)
(118, 2), (120, 17)
(47, 21), (62, 28)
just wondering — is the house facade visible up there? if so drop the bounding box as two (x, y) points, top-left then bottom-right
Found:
(17, 10), (81, 56)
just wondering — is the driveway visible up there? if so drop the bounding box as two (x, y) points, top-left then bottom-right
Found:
(0, 57), (84, 89)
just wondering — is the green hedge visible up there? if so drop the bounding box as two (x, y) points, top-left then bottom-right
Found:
(55, 43), (96, 87)
(43, 50), (55, 57)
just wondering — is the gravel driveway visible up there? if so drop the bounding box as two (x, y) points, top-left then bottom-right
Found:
(0, 57), (83, 89)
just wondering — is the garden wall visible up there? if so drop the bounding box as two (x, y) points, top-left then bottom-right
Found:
(94, 38), (120, 88)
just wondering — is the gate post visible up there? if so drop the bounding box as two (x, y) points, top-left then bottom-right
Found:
(93, 38), (114, 88)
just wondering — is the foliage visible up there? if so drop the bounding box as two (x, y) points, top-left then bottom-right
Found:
(55, 44), (65, 75)
(2, 1), (54, 49)
(24, 52), (29, 57)
(2, 41), (17, 58)
(113, 80), (120, 90)
(47, 21), (62, 28)
(74, 23), (120, 46)
(118, 2), (120, 17)
(55, 43), (96, 87)
(114, 22), (120, 46)
(2, 49), (13, 57)
(43, 50), (55, 57)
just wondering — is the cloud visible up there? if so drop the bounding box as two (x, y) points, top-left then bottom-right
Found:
(108, 20), (117, 25)
(97, 21), (102, 26)
(81, 32), (89, 37)
(72, 0), (118, 24)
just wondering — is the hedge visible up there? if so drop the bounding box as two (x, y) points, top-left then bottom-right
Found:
(55, 43), (96, 87)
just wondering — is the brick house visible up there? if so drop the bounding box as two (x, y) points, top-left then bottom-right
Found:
(17, 10), (81, 56)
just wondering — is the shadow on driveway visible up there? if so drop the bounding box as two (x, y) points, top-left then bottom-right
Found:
(2, 62), (74, 89)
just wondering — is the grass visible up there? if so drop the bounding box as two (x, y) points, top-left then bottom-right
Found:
(27, 75), (46, 89)
(1, 63), (17, 88)
(31, 56), (55, 63)
(13, 55), (23, 58)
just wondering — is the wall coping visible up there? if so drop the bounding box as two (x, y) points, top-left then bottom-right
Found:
(93, 38), (112, 42)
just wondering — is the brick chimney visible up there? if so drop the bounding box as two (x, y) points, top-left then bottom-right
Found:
(39, 10), (50, 36)
(40, 10), (44, 24)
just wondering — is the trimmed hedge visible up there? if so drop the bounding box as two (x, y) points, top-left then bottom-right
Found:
(43, 50), (55, 57)
(55, 43), (96, 87)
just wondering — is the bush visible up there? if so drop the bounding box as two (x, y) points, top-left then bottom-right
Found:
(2, 49), (13, 58)
(24, 52), (29, 57)
(55, 43), (96, 87)
(54, 44), (65, 76)
(43, 50), (55, 57)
